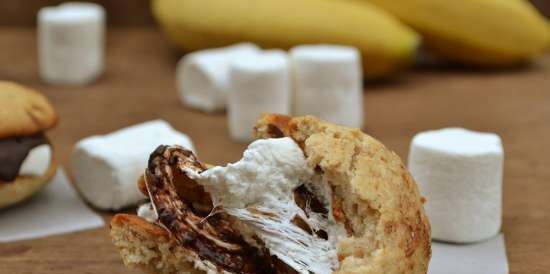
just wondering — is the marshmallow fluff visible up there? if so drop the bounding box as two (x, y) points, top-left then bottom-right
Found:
(71, 120), (195, 210)
(137, 203), (158, 223)
(19, 145), (52, 177)
(195, 137), (312, 208)
(38, 2), (105, 85)
(186, 138), (344, 274)
(290, 45), (363, 128)
(228, 51), (291, 142)
(408, 128), (503, 243)
(176, 43), (260, 112)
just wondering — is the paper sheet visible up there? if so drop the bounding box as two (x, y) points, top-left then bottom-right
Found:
(0, 168), (105, 242)
(430, 234), (509, 274)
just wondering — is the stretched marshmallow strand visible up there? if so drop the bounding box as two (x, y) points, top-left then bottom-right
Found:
(290, 45), (363, 128)
(228, 50), (291, 142)
(408, 128), (503, 243)
(176, 43), (260, 112)
(186, 138), (344, 274)
(71, 120), (195, 210)
(19, 145), (52, 177)
(38, 2), (105, 85)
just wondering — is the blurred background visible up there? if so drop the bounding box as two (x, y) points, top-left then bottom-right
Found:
(0, 0), (548, 27)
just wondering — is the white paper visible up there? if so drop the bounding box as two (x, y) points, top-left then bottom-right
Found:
(430, 234), (509, 274)
(0, 168), (105, 242)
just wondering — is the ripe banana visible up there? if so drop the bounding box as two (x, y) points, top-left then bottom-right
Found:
(366, 0), (550, 66)
(152, 0), (420, 79)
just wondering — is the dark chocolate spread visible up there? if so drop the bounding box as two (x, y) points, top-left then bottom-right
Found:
(145, 145), (279, 274)
(0, 133), (48, 182)
(144, 145), (331, 274)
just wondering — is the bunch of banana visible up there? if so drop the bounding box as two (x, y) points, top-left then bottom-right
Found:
(152, 0), (420, 79)
(366, 0), (550, 66)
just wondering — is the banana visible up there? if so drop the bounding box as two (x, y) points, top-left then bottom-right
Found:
(366, 0), (549, 66)
(152, 0), (420, 79)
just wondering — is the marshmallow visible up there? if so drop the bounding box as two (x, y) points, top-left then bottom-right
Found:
(228, 50), (291, 142)
(187, 138), (344, 274)
(176, 43), (260, 112)
(408, 128), (503, 243)
(137, 202), (158, 223)
(38, 2), (105, 85)
(290, 45), (363, 128)
(71, 120), (194, 210)
(19, 144), (52, 177)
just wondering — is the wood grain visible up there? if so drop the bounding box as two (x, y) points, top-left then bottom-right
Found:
(0, 28), (549, 274)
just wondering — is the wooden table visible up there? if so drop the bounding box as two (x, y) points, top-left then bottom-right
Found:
(0, 27), (549, 274)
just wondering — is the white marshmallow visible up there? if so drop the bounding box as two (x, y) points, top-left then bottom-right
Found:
(137, 202), (158, 223)
(71, 120), (195, 210)
(19, 145), (52, 177)
(228, 50), (291, 142)
(186, 138), (344, 274)
(38, 2), (105, 85)
(194, 138), (313, 209)
(408, 128), (504, 243)
(290, 45), (363, 128)
(176, 43), (260, 112)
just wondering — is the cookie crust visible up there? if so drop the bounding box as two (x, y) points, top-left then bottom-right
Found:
(0, 81), (58, 138)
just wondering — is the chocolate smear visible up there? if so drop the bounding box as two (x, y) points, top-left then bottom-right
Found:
(145, 145), (279, 274)
(0, 133), (48, 182)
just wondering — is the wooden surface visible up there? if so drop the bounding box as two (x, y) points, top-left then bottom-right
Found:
(0, 27), (549, 274)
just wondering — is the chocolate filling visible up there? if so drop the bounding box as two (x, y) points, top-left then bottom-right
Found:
(146, 145), (278, 274)
(0, 133), (48, 182)
(293, 185), (331, 239)
(145, 145), (335, 274)
(294, 185), (329, 215)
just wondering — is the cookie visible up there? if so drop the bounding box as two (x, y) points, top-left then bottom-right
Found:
(0, 157), (57, 209)
(0, 81), (58, 138)
(110, 114), (431, 274)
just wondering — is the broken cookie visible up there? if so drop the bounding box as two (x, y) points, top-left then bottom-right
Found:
(110, 114), (431, 274)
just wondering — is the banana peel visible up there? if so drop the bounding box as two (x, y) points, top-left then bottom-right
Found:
(152, 0), (420, 79)
(367, 0), (549, 66)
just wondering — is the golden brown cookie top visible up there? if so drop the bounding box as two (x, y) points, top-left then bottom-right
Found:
(255, 113), (431, 274)
(0, 81), (58, 138)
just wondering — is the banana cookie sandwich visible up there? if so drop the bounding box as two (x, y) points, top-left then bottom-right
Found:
(111, 114), (431, 274)
(0, 81), (58, 209)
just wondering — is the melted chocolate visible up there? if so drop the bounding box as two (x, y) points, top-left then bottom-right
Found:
(145, 145), (330, 274)
(294, 185), (329, 215)
(145, 145), (278, 274)
(0, 133), (48, 182)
